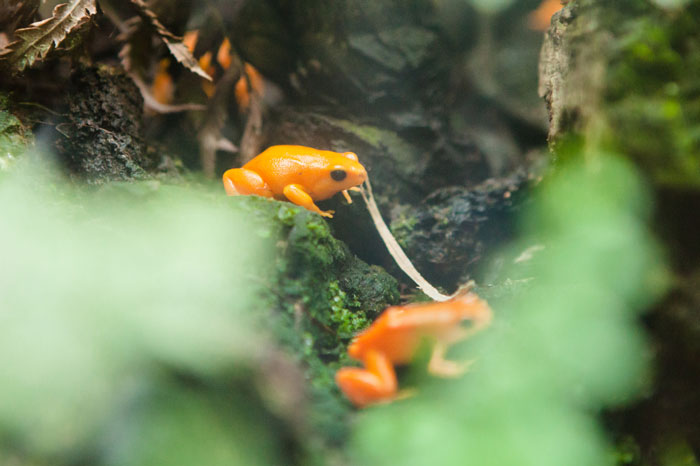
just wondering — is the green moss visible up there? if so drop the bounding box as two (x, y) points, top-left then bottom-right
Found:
(390, 211), (419, 249)
(613, 436), (643, 465)
(327, 281), (365, 338)
(572, 1), (700, 187)
(0, 94), (33, 170)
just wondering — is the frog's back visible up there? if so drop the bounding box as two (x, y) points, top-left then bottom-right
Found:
(246, 145), (327, 174)
(243, 145), (337, 193)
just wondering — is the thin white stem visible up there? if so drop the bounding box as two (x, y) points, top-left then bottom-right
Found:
(360, 179), (451, 302)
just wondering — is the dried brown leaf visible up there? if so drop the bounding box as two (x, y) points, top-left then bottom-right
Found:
(126, 0), (212, 81)
(0, 0), (96, 72)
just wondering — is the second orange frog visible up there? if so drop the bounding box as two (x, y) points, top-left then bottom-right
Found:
(336, 293), (492, 407)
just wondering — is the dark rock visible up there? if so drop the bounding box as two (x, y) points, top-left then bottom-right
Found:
(56, 66), (153, 183)
(234, 0), (450, 114)
(390, 169), (532, 288)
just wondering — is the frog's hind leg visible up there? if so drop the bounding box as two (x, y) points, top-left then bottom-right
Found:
(336, 350), (398, 407)
(222, 168), (274, 197)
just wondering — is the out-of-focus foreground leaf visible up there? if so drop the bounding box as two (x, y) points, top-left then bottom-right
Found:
(0, 155), (277, 463)
(463, 0), (517, 14)
(0, 0), (97, 72)
(350, 154), (666, 466)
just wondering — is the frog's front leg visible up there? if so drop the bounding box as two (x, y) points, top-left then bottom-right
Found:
(222, 168), (274, 197)
(427, 341), (473, 377)
(283, 184), (335, 218)
(336, 350), (398, 407)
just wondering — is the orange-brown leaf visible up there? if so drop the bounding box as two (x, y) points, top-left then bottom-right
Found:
(216, 37), (232, 70)
(529, 0), (563, 31)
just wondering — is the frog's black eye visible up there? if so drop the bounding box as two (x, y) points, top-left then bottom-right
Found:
(331, 169), (347, 181)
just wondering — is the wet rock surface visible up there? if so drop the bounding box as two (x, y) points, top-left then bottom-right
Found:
(390, 169), (532, 288)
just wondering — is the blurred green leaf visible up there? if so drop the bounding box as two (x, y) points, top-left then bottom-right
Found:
(350, 153), (666, 466)
(104, 385), (282, 466)
(0, 155), (271, 458)
(463, 0), (516, 14)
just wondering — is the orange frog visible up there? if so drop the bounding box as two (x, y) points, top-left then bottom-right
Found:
(336, 293), (492, 407)
(222, 145), (367, 218)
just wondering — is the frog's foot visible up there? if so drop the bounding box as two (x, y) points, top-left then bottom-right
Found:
(223, 168), (273, 197)
(428, 342), (473, 377)
(395, 387), (418, 402)
(340, 186), (363, 203)
(283, 184), (334, 218)
(336, 350), (397, 407)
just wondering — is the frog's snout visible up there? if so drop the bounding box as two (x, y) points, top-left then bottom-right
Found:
(350, 167), (367, 189)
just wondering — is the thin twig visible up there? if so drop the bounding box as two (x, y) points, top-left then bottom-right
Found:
(360, 178), (451, 302)
(130, 72), (206, 113)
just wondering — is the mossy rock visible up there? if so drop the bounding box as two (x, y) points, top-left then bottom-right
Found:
(231, 195), (399, 449)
